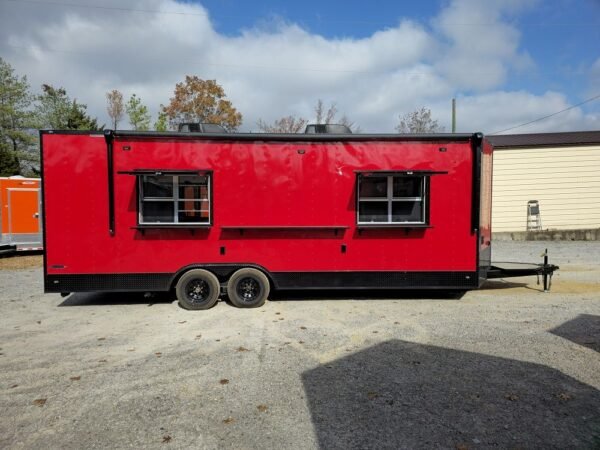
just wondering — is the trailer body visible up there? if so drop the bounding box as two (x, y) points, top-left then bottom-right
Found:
(0, 176), (43, 253)
(40, 130), (495, 298)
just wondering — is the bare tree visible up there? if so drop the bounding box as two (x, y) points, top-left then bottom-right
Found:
(256, 115), (308, 133)
(396, 107), (444, 133)
(106, 89), (124, 130)
(256, 99), (361, 134)
(338, 114), (361, 133)
(314, 99), (338, 124)
(314, 99), (360, 132)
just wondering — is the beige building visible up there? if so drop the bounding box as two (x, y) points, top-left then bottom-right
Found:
(487, 131), (600, 233)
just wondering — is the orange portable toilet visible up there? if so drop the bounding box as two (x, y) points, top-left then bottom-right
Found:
(0, 176), (43, 253)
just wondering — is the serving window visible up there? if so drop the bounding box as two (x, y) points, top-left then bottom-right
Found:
(139, 174), (211, 225)
(357, 174), (427, 225)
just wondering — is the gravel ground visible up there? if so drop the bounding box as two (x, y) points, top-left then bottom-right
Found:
(0, 253), (43, 270)
(0, 242), (599, 449)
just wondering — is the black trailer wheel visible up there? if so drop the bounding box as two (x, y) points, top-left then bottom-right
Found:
(227, 268), (270, 308)
(176, 269), (220, 310)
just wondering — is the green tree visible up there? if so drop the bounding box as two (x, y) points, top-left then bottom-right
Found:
(66, 100), (103, 130)
(162, 76), (242, 131)
(0, 58), (37, 176)
(126, 94), (151, 131)
(154, 108), (168, 131)
(37, 84), (102, 130)
(396, 107), (444, 133)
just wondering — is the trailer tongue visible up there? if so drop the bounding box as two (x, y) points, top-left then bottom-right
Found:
(487, 249), (559, 292)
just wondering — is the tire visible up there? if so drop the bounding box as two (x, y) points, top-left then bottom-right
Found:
(175, 269), (220, 310)
(227, 268), (270, 308)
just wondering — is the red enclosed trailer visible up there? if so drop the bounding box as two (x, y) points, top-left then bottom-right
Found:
(40, 129), (556, 309)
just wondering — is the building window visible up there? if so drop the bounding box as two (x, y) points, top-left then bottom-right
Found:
(139, 174), (210, 224)
(357, 174), (426, 224)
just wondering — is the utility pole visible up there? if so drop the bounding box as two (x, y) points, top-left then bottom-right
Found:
(451, 98), (456, 133)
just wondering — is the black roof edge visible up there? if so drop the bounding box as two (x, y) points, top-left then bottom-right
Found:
(110, 130), (479, 142)
(39, 129), (105, 135)
(38, 129), (483, 142)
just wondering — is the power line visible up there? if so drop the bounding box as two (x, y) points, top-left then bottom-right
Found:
(2, 0), (598, 27)
(1, 0), (210, 17)
(489, 93), (600, 135)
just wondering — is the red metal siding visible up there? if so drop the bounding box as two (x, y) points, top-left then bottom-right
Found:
(43, 134), (478, 276)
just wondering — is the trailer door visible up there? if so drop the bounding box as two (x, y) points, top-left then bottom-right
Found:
(7, 188), (41, 248)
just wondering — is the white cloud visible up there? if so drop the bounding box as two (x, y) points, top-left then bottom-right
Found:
(0, 0), (597, 133)
(431, 0), (537, 90)
(589, 57), (600, 98)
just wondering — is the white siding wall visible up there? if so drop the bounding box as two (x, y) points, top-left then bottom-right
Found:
(492, 144), (600, 232)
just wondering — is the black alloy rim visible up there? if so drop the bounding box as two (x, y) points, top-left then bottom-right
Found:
(237, 277), (261, 302)
(185, 279), (211, 303)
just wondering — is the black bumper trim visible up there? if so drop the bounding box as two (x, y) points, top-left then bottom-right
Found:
(45, 273), (172, 293)
(45, 270), (479, 293)
(271, 271), (478, 289)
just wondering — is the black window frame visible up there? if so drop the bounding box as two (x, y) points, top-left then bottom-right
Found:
(137, 171), (213, 226)
(356, 172), (430, 226)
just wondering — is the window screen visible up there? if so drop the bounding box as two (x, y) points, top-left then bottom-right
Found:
(357, 174), (426, 224)
(139, 174), (210, 224)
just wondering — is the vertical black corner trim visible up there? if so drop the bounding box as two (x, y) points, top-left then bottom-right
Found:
(104, 130), (115, 236)
(425, 175), (431, 226)
(471, 133), (483, 234)
(39, 130), (49, 291)
(471, 132), (483, 283)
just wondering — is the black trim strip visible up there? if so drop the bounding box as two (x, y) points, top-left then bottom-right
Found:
(39, 130), (48, 291)
(133, 225), (211, 229)
(355, 170), (448, 176)
(45, 270), (479, 293)
(46, 273), (172, 292)
(272, 271), (479, 290)
(356, 224), (432, 229)
(471, 133), (483, 234)
(221, 226), (348, 230)
(471, 133), (484, 284)
(111, 130), (476, 142)
(118, 169), (210, 175)
(39, 129), (478, 142)
(104, 130), (115, 236)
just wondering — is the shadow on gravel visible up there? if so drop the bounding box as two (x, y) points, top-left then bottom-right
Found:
(302, 339), (600, 449)
(481, 279), (532, 290)
(58, 291), (174, 307)
(271, 290), (466, 301)
(59, 290), (465, 307)
(550, 314), (600, 353)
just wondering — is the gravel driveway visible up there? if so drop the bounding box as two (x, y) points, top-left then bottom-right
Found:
(1, 242), (599, 449)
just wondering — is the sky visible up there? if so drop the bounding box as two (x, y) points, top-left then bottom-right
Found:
(0, 0), (599, 134)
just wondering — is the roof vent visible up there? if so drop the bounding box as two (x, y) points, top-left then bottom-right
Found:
(178, 123), (227, 133)
(304, 124), (352, 134)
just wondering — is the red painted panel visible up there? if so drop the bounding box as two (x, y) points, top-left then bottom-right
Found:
(43, 134), (478, 276)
